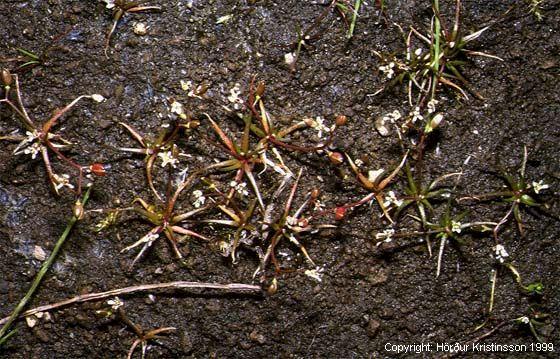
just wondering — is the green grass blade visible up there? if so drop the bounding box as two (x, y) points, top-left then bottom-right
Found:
(0, 187), (92, 346)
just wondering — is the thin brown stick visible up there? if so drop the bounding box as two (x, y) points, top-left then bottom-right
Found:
(0, 281), (262, 326)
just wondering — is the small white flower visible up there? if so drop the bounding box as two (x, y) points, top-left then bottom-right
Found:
(376, 110), (401, 137)
(286, 216), (298, 227)
(494, 244), (509, 263)
(410, 107), (423, 123)
(427, 99), (439, 114)
(451, 220), (462, 234)
(383, 191), (403, 208)
(181, 80), (203, 99)
(219, 240), (232, 256)
(532, 180), (549, 194)
(375, 228), (395, 243)
(414, 48), (423, 56)
(91, 94), (106, 103)
(180, 80), (192, 91)
(133, 22), (148, 35)
(284, 52), (296, 67)
(304, 267), (324, 282)
(157, 150), (178, 168)
(307, 116), (330, 139)
(375, 116), (390, 137)
(23, 142), (42, 159)
(53, 174), (74, 191)
(519, 316), (530, 324)
(227, 83), (243, 110)
(102, 0), (115, 9)
(192, 190), (206, 208)
(107, 297), (124, 310)
(313, 199), (325, 212)
(13, 131), (41, 158)
(175, 167), (189, 186)
(170, 100), (186, 119)
(379, 62), (395, 79)
(229, 181), (249, 196)
(25, 316), (38, 328)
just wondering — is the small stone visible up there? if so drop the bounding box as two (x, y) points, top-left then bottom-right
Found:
(375, 117), (391, 137)
(26, 316), (38, 328)
(379, 308), (394, 319)
(239, 341), (252, 350)
(33, 245), (47, 261)
(366, 319), (381, 338)
(133, 22), (148, 36)
(0, 280), (9, 294)
(249, 330), (265, 344)
(367, 267), (389, 285)
(33, 328), (50, 343)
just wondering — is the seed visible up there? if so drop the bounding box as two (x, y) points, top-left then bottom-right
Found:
(89, 163), (107, 176)
(328, 151), (344, 165)
(335, 115), (347, 126)
(73, 200), (84, 220)
(310, 188), (320, 199)
(335, 207), (346, 221)
(266, 278), (278, 295)
(1, 68), (12, 87)
(255, 81), (265, 97)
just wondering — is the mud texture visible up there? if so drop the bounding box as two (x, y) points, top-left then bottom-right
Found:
(1, 1), (559, 358)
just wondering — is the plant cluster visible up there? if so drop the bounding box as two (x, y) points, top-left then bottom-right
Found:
(0, 0), (555, 354)
(374, 0), (503, 105)
(93, 79), (345, 285)
(0, 69), (107, 194)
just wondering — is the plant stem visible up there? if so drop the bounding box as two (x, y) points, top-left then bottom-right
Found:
(431, 0), (441, 100)
(0, 281), (263, 326)
(347, 0), (363, 39)
(0, 187), (92, 345)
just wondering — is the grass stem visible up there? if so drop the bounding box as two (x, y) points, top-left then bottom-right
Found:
(0, 187), (92, 346)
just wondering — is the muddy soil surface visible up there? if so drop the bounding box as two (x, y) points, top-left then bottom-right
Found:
(1, 1), (559, 358)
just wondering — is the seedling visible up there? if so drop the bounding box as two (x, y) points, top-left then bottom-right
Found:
(376, 206), (496, 277)
(255, 169), (336, 279)
(105, 171), (211, 267)
(375, 0), (503, 105)
(118, 121), (199, 201)
(482, 260), (548, 341)
(198, 177), (259, 263)
(337, 151), (408, 222)
(394, 163), (462, 231)
(527, 0), (545, 21)
(285, 0), (357, 71)
(0, 48), (43, 73)
(202, 113), (267, 210)
(503, 263), (544, 296)
(460, 147), (550, 236)
(245, 78), (345, 157)
(97, 297), (175, 359)
(514, 310), (549, 343)
(0, 27), (74, 73)
(102, 0), (162, 57)
(334, 0), (363, 39)
(0, 69), (105, 194)
(0, 187), (92, 347)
